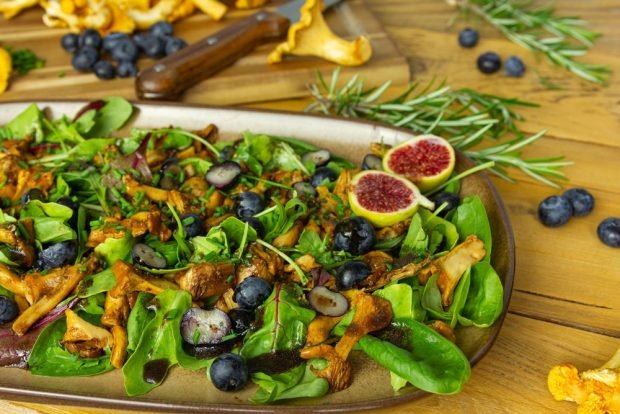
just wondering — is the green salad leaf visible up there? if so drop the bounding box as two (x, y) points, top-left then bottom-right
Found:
(0, 103), (44, 142)
(459, 262), (504, 327)
(250, 362), (329, 404)
(451, 196), (492, 261)
(20, 200), (76, 244)
(86, 97), (134, 138)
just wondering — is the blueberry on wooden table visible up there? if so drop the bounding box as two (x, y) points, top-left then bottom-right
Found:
(209, 353), (248, 391)
(477, 51), (502, 74)
(233, 277), (272, 310)
(79, 28), (102, 49)
(102, 32), (130, 52)
(563, 188), (595, 216)
(61, 33), (79, 53)
(117, 61), (138, 78)
(505, 55), (526, 77)
(71, 46), (99, 72)
(150, 21), (174, 39)
(110, 39), (139, 63)
(538, 195), (573, 227)
(165, 37), (187, 56)
(597, 217), (620, 248)
(458, 28), (479, 48)
(93, 60), (116, 80)
(0, 295), (18, 324)
(140, 35), (166, 59)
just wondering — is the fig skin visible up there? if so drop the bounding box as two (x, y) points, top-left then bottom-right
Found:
(382, 135), (455, 192)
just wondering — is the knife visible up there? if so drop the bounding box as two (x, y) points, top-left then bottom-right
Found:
(136, 0), (343, 100)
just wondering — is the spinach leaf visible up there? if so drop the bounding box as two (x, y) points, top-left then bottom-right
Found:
(28, 312), (113, 377)
(374, 284), (418, 320)
(421, 274), (451, 320)
(240, 284), (315, 360)
(77, 268), (116, 298)
(448, 267), (471, 327)
(122, 289), (210, 396)
(359, 318), (470, 394)
(451, 195), (492, 262)
(126, 292), (155, 352)
(20, 200), (76, 244)
(86, 97), (134, 138)
(459, 262), (503, 327)
(418, 208), (459, 254)
(162, 130), (192, 150)
(250, 362), (328, 404)
(95, 233), (135, 266)
(0, 103), (44, 142)
(400, 213), (427, 257)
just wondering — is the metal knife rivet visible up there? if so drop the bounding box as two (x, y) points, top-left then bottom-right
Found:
(154, 63), (166, 72)
(207, 36), (218, 45)
(256, 12), (267, 21)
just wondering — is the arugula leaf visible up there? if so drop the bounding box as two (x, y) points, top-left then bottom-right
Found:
(240, 284), (315, 360)
(250, 363), (328, 404)
(122, 289), (210, 396)
(220, 216), (257, 246)
(86, 97), (134, 138)
(190, 226), (229, 263)
(0, 103), (44, 142)
(451, 196), (492, 262)
(28, 312), (113, 377)
(47, 176), (71, 202)
(77, 268), (116, 298)
(20, 200), (76, 244)
(243, 131), (274, 165)
(95, 233), (134, 266)
(268, 142), (310, 175)
(162, 130), (193, 150)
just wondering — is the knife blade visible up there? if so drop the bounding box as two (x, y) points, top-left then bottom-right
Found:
(136, 0), (344, 100)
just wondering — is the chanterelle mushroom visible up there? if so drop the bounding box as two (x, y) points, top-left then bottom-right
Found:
(0, 47), (11, 94)
(62, 309), (113, 358)
(0, 0), (38, 19)
(268, 0), (372, 66)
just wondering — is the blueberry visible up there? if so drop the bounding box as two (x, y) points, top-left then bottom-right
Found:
(241, 216), (265, 238)
(233, 277), (272, 310)
(430, 192), (460, 217)
(117, 61), (138, 78)
(110, 39), (139, 63)
(458, 28), (479, 48)
(139, 34), (166, 59)
(61, 33), (79, 53)
(234, 192), (264, 218)
(538, 195), (573, 227)
(133, 33), (149, 50)
(181, 213), (203, 237)
(335, 261), (372, 290)
(333, 216), (376, 255)
(71, 46), (99, 72)
(102, 32), (130, 52)
(597, 218), (620, 248)
(36, 241), (77, 270)
(165, 37), (187, 56)
(132, 243), (167, 269)
(228, 308), (254, 335)
(563, 188), (595, 217)
(20, 188), (44, 205)
(310, 166), (337, 187)
(150, 21), (174, 39)
(93, 60), (116, 80)
(79, 29), (102, 49)
(0, 295), (18, 324)
(209, 353), (248, 392)
(56, 196), (78, 228)
(505, 55), (526, 77)
(477, 52), (502, 74)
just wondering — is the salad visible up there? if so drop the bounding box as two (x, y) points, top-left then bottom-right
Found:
(0, 98), (504, 403)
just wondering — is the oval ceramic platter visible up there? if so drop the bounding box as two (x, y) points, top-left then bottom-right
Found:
(0, 101), (515, 413)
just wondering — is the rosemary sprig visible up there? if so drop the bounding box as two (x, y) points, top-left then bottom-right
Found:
(306, 69), (572, 187)
(452, 0), (610, 84)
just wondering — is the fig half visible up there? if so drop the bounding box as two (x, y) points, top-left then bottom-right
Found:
(382, 135), (455, 192)
(348, 170), (434, 227)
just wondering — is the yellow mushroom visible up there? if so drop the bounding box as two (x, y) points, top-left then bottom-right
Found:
(0, 47), (12, 94)
(235, 0), (267, 8)
(0, 0), (39, 19)
(268, 0), (372, 66)
(191, 0), (226, 21)
(62, 309), (114, 359)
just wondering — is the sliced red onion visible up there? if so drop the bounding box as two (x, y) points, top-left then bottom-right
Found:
(307, 286), (349, 317)
(205, 161), (241, 189)
(311, 268), (332, 287)
(302, 149), (331, 167)
(181, 308), (232, 345)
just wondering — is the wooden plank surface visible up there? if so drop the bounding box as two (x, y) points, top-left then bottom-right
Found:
(0, 0), (410, 105)
(1, 0), (620, 413)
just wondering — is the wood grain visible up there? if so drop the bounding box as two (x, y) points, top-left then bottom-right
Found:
(1, 0), (620, 413)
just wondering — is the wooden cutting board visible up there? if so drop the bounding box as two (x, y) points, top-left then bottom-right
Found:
(0, 0), (410, 105)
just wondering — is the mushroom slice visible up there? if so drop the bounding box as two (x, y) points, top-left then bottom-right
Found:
(191, 0), (226, 20)
(110, 325), (128, 369)
(0, 263), (26, 297)
(176, 262), (235, 301)
(12, 256), (98, 336)
(0, 47), (11, 93)
(0, 0), (38, 19)
(234, 0), (266, 8)
(268, 0), (372, 66)
(62, 309), (113, 358)
(110, 260), (178, 298)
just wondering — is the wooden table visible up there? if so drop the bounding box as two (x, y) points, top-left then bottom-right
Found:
(1, 0), (619, 413)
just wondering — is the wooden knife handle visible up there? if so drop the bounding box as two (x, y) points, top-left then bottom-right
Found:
(135, 11), (290, 100)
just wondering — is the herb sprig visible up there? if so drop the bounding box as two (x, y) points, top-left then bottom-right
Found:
(450, 0), (610, 84)
(306, 69), (572, 187)
(6, 47), (45, 76)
